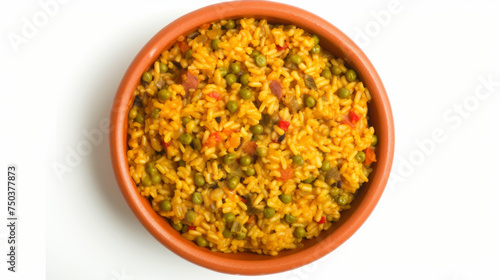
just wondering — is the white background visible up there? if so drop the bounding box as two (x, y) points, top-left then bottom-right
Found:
(1, 0), (499, 279)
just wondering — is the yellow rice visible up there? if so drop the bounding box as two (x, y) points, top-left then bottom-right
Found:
(126, 18), (377, 256)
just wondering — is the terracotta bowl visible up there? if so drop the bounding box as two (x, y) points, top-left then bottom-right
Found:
(110, 0), (394, 275)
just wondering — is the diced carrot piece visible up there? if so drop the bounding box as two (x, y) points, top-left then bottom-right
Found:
(177, 41), (190, 54)
(222, 128), (233, 136)
(365, 147), (377, 165)
(279, 167), (294, 182)
(228, 134), (241, 148)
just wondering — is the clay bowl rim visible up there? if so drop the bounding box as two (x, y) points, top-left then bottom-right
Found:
(110, 0), (394, 275)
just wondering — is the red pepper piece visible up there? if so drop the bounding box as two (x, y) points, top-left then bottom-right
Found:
(318, 216), (326, 224)
(204, 132), (221, 147)
(277, 42), (288, 51)
(349, 111), (360, 124)
(277, 120), (290, 131)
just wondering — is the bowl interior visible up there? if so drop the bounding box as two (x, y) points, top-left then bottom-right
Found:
(110, 1), (394, 275)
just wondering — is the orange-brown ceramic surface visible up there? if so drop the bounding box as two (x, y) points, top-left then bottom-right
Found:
(110, 1), (394, 275)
